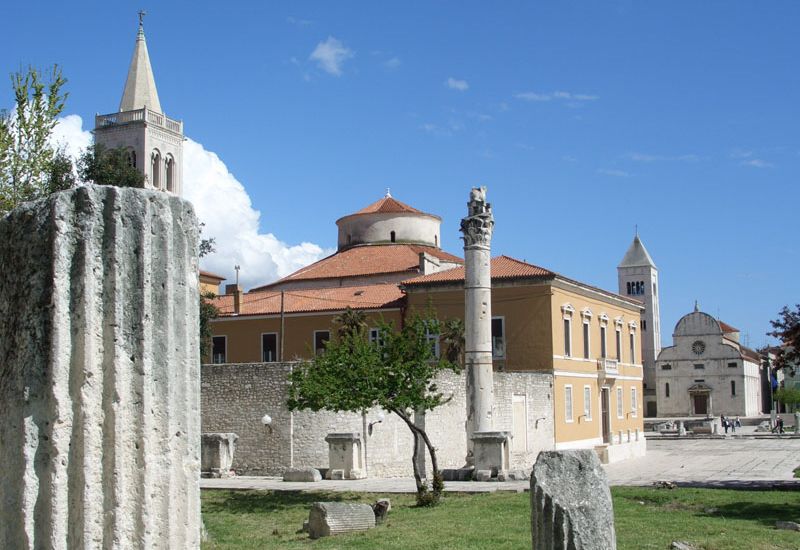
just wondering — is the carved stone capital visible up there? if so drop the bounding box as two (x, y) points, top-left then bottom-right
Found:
(461, 186), (494, 247)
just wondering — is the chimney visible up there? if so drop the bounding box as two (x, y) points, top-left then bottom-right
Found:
(225, 284), (243, 314)
(418, 251), (440, 275)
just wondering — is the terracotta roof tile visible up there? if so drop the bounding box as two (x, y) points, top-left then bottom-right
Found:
(719, 320), (739, 334)
(213, 283), (405, 317)
(355, 196), (424, 215)
(252, 244), (462, 290)
(199, 269), (226, 281)
(403, 255), (554, 285)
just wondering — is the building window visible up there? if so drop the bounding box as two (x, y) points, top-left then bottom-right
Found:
(314, 330), (330, 355)
(583, 321), (590, 359)
(165, 155), (174, 192)
(641, 319), (647, 331)
(129, 149), (136, 168)
(600, 326), (607, 358)
(728, 362), (737, 368)
(665, 382), (670, 398)
(626, 281), (631, 295)
(492, 317), (505, 359)
(564, 318), (572, 357)
(694, 364), (705, 370)
(425, 325), (440, 358)
(631, 387), (638, 417)
(661, 364), (672, 370)
(629, 331), (635, 364)
(583, 385), (592, 421)
(615, 327), (622, 361)
(616, 386), (624, 418)
(731, 380), (736, 396)
(151, 150), (161, 188)
(369, 328), (383, 347)
(212, 336), (226, 364)
(390, 230), (396, 243)
(565, 385), (573, 423)
(261, 333), (278, 362)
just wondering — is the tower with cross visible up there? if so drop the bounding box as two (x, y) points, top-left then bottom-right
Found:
(93, 12), (185, 196)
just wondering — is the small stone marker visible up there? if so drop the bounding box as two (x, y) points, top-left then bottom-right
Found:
(201, 432), (239, 478)
(283, 468), (322, 482)
(530, 450), (616, 550)
(776, 521), (800, 531)
(671, 542), (698, 550)
(308, 502), (376, 539)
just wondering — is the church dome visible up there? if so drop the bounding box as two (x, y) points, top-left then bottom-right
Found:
(335, 193), (442, 251)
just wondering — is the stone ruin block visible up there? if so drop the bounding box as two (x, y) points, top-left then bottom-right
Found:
(308, 502), (376, 539)
(283, 468), (322, 482)
(530, 450), (616, 550)
(472, 430), (511, 479)
(325, 432), (366, 479)
(0, 186), (200, 549)
(201, 432), (238, 478)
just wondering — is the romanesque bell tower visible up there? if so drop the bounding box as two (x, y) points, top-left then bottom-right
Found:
(618, 233), (662, 417)
(94, 13), (184, 196)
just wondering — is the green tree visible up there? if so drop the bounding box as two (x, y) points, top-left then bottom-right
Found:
(441, 317), (465, 366)
(0, 66), (71, 214)
(77, 143), (144, 188)
(198, 225), (218, 360)
(774, 387), (800, 413)
(288, 313), (460, 506)
(333, 307), (368, 340)
(769, 305), (800, 374)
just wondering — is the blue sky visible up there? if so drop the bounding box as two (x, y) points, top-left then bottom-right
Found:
(2, 1), (798, 348)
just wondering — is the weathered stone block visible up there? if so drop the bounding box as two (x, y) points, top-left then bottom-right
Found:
(0, 186), (201, 549)
(283, 468), (322, 482)
(308, 502), (376, 539)
(530, 450), (616, 550)
(472, 431), (511, 478)
(329, 469), (345, 480)
(475, 469), (492, 481)
(202, 432), (238, 478)
(325, 432), (365, 479)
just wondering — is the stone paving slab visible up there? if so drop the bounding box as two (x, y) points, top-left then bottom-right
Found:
(201, 438), (800, 493)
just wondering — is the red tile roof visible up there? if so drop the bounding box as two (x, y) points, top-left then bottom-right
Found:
(213, 283), (405, 317)
(719, 320), (739, 334)
(403, 255), (555, 286)
(199, 269), (226, 282)
(252, 244), (463, 290)
(354, 196), (425, 215)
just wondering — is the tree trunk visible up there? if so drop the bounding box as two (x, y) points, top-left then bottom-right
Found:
(392, 407), (425, 493)
(391, 407), (443, 504)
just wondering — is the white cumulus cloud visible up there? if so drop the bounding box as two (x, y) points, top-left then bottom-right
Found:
(446, 77), (469, 91)
(50, 114), (329, 291)
(309, 36), (354, 76)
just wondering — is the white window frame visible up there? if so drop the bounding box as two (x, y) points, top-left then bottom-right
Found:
(425, 327), (440, 359)
(581, 308), (592, 360)
(565, 385), (574, 423)
(616, 386), (624, 418)
(629, 322), (637, 365)
(492, 316), (506, 359)
(261, 332), (279, 362)
(630, 387), (638, 417)
(212, 335), (227, 364)
(313, 330), (330, 356)
(615, 326), (622, 362)
(369, 327), (384, 347)
(583, 385), (592, 421)
(562, 304), (575, 358)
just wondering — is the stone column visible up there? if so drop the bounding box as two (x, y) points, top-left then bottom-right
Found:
(460, 186), (495, 457)
(0, 185), (200, 549)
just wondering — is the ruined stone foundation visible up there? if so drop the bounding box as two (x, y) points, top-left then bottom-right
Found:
(0, 185), (201, 549)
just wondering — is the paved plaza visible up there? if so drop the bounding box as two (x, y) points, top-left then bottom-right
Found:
(201, 436), (800, 493)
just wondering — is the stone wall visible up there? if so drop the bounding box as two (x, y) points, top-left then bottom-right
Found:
(201, 363), (555, 476)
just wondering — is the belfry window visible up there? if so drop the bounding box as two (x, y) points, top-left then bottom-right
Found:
(151, 151), (161, 188)
(129, 150), (136, 168)
(390, 230), (396, 243)
(165, 155), (174, 192)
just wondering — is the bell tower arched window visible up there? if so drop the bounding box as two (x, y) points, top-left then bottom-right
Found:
(165, 155), (174, 192)
(390, 231), (396, 243)
(129, 150), (137, 169)
(151, 150), (161, 188)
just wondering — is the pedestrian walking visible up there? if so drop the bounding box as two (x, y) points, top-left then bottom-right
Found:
(735, 416), (741, 429)
(777, 415), (785, 434)
(722, 415), (729, 434)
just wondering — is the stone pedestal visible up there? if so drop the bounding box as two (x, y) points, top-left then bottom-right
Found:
(201, 433), (238, 478)
(0, 186), (200, 549)
(472, 431), (511, 479)
(325, 432), (365, 479)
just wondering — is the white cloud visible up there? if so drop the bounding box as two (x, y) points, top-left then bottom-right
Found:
(309, 36), (354, 76)
(596, 168), (631, 178)
(626, 152), (700, 162)
(51, 114), (330, 290)
(741, 158), (773, 169)
(515, 90), (598, 102)
(384, 57), (401, 69)
(446, 77), (469, 91)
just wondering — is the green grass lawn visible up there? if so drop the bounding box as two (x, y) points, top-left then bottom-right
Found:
(202, 487), (800, 549)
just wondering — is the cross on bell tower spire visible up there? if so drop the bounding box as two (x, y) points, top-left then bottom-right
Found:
(138, 9), (146, 26)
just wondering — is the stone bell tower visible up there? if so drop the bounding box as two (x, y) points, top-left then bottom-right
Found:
(94, 12), (184, 196)
(618, 232), (662, 417)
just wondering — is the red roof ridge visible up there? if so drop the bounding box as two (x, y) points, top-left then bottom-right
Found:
(354, 196), (424, 215)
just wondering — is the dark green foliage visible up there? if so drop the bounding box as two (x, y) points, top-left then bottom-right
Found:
(0, 65), (72, 214)
(774, 387), (800, 412)
(200, 291), (220, 361)
(769, 305), (800, 373)
(440, 317), (465, 366)
(287, 313), (460, 505)
(77, 143), (144, 188)
(333, 307), (368, 340)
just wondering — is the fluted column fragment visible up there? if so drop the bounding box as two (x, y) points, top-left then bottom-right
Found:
(0, 185), (200, 549)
